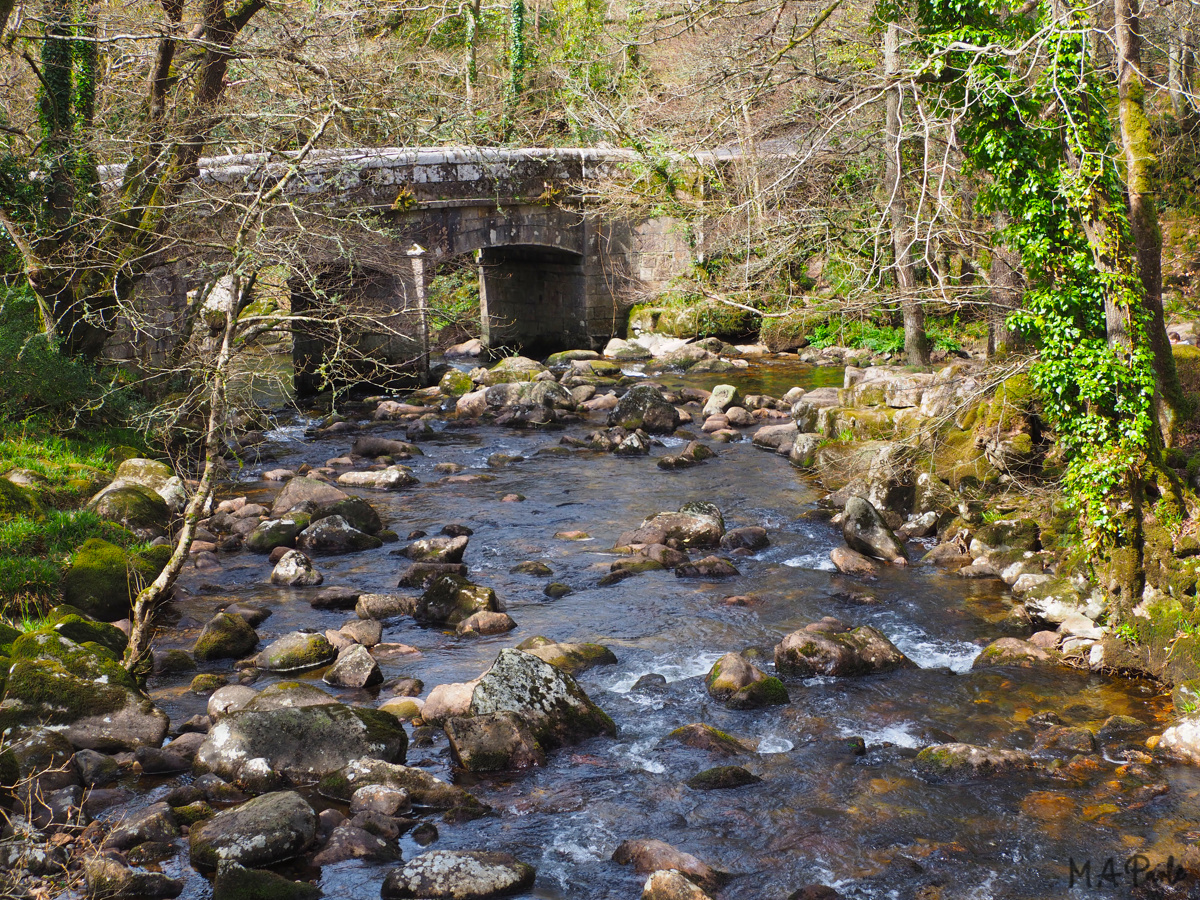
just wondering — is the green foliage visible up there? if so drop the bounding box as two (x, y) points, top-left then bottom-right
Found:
(910, 0), (1158, 544)
(0, 286), (97, 424)
(805, 315), (966, 354)
(426, 264), (481, 340)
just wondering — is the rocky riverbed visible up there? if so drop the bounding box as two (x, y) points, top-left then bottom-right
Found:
(4, 344), (1200, 900)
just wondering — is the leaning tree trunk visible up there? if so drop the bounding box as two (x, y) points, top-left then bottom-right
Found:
(1115, 0), (1183, 443)
(883, 23), (929, 367)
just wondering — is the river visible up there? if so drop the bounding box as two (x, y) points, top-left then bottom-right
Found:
(133, 358), (1197, 899)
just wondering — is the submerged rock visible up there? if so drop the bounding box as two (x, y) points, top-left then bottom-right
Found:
(685, 765), (761, 790)
(381, 850), (536, 899)
(470, 649), (616, 747)
(914, 743), (1034, 781)
(665, 723), (754, 755)
(774, 619), (911, 678)
(972, 638), (1058, 668)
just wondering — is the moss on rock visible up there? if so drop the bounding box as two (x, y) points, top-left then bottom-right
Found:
(0, 479), (41, 522)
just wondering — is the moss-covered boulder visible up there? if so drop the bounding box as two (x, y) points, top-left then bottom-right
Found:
(438, 369), (475, 398)
(0, 621), (22, 655)
(914, 743), (1034, 781)
(665, 723), (754, 755)
(194, 703), (406, 783)
(415, 575), (499, 627)
(1, 633), (168, 751)
(705, 653), (789, 709)
(476, 356), (547, 386)
(245, 516), (308, 554)
(314, 498), (382, 535)
(516, 637), (618, 674)
(212, 862), (321, 900)
(90, 483), (171, 537)
(0, 478), (41, 521)
(194, 613), (259, 662)
(685, 765), (761, 790)
(256, 631), (336, 672)
(52, 613), (128, 656)
(189, 791), (317, 870)
(775, 619), (912, 678)
(62, 538), (170, 622)
(607, 384), (682, 434)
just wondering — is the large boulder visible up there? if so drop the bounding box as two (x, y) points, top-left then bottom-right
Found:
(608, 385), (681, 434)
(774, 619), (912, 678)
(323, 645), (383, 689)
(189, 791), (317, 869)
(470, 649), (616, 747)
(245, 516), (308, 554)
(194, 703), (406, 782)
(445, 711), (545, 772)
(702, 385), (740, 417)
(1153, 715), (1200, 764)
(841, 496), (908, 564)
(270, 476), (349, 516)
(0, 632), (168, 751)
(381, 850), (536, 900)
(616, 502), (725, 550)
(269, 550), (323, 586)
(193, 613), (258, 662)
(296, 515), (383, 554)
(705, 653), (788, 709)
(114, 458), (187, 513)
(89, 484), (171, 539)
(415, 575), (499, 626)
(62, 539), (170, 622)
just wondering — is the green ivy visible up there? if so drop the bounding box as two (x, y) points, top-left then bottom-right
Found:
(908, 0), (1159, 545)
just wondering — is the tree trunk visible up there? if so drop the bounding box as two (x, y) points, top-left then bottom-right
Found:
(1115, 0), (1183, 442)
(987, 213), (1024, 356)
(465, 0), (481, 102)
(883, 23), (929, 366)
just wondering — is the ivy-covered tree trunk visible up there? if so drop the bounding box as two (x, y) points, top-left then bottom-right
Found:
(1115, 0), (1183, 443)
(508, 0), (528, 101)
(883, 22), (929, 367)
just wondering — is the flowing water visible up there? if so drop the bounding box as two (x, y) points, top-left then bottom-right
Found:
(135, 359), (1199, 899)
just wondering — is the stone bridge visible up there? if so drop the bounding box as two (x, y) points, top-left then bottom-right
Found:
(108, 147), (729, 390)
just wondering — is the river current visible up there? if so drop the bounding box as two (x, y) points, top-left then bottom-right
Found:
(134, 359), (1198, 899)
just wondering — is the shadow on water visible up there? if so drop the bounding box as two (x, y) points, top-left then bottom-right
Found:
(142, 359), (1198, 900)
